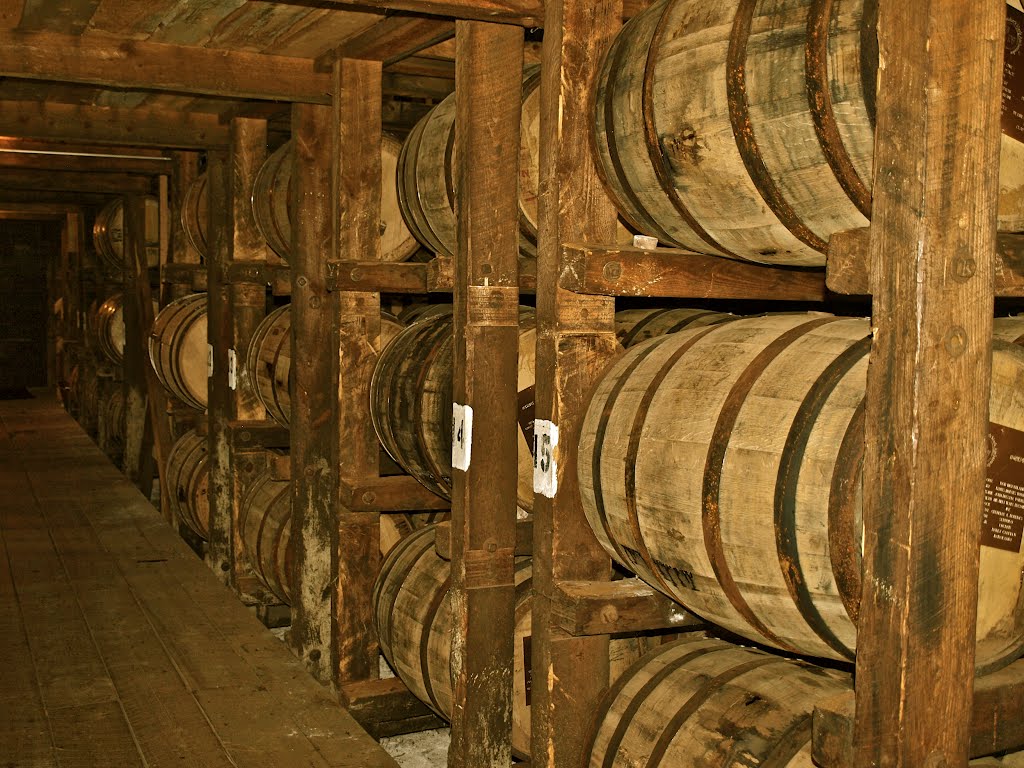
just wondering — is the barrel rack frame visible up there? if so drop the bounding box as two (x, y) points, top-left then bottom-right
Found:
(33, 0), (1024, 766)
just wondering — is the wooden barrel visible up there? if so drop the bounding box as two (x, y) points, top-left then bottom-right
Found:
(247, 305), (404, 427)
(586, 634), (850, 767)
(615, 307), (735, 347)
(101, 387), (126, 446)
(252, 137), (418, 263)
(578, 313), (1024, 671)
(181, 172), (208, 256)
(240, 466), (437, 605)
(92, 197), (161, 271)
(398, 70), (634, 259)
(374, 524), (654, 758)
(93, 293), (127, 365)
(166, 428), (210, 540)
(149, 293), (208, 411)
(593, 0), (1024, 267)
(371, 306), (537, 511)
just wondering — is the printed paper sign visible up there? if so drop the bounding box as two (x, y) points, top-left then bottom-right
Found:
(452, 403), (473, 472)
(533, 419), (558, 498)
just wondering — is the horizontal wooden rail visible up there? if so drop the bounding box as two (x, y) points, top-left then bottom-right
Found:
(161, 263), (208, 291)
(340, 475), (451, 511)
(827, 227), (1024, 296)
(813, 657), (1024, 766)
(560, 243), (828, 300)
(326, 260), (429, 293)
(552, 579), (704, 637)
(434, 518), (532, 561)
(428, 255), (536, 293)
(340, 677), (447, 739)
(227, 420), (291, 451)
(226, 261), (291, 293)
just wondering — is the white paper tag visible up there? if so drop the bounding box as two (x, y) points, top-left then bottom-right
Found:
(228, 348), (237, 391)
(633, 234), (659, 250)
(1011, 0), (1023, 13)
(533, 419), (559, 498)
(207, 343), (214, 378)
(452, 403), (473, 472)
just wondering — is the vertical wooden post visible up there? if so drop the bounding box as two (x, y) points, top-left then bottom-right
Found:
(168, 151), (201, 303)
(206, 151), (233, 583)
(228, 117), (270, 597)
(122, 194), (154, 492)
(447, 21), (524, 768)
(332, 57), (384, 685)
(531, 1), (621, 766)
(289, 102), (336, 683)
(853, 2), (1003, 766)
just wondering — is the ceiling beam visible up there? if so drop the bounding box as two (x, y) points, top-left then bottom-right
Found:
(0, 151), (171, 175)
(0, 100), (230, 149)
(0, 169), (154, 194)
(316, 16), (454, 70)
(0, 190), (119, 205)
(0, 138), (167, 157)
(0, 29), (332, 103)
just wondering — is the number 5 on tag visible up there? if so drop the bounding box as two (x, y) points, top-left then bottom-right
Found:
(533, 420), (558, 498)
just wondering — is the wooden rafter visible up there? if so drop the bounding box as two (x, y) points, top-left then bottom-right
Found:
(316, 15), (454, 69)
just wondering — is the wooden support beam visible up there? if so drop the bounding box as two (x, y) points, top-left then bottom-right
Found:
(427, 254), (536, 292)
(226, 261), (291, 290)
(561, 243), (828, 301)
(388, 55), (456, 79)
(531, 0), (622, 765)
(0, 190), (119, 205)
(227, 118), (270, 597)
(0, 151), (171, 175)
(332, 57), (386, 686)
(340, 475), (450, 512)
(289, 102), (336, 683)
(340, 678), (448, 739)
(814, 659), (1024, 767)
(827, 227), (1024, 297)
(552, 580), (702, 637)
(434, 518), (532, 561)
(0, 30), (332, 103)
(852, 2), (1003, 766)
(0, 100), (230, 149)
(167, 152), (202, 304)
(0, 170), (153, 194)
(206, 151), (233, 586)
(316, 16), (454, 69)
(227, 420), (291, 451)
(326, 260), (429, 293)
(0, 202), (81, 217)
(0, 138), (167, 156)
(161, 263), (208, 292)
(447, 21), (524, 768)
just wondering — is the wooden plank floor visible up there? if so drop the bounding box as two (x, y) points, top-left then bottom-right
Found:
(0, 394), (400, 768)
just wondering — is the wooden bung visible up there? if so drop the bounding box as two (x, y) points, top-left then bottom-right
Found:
(165, 428), (211, 540)
(246, 304), (404, 427)
(148, 293), (208, 412)
(578, 314), (1024, 672)
(592, 0), (1024, 265)
(370, 305), (537, 512)
(239, 465), (443, 606)
(251, 137), (418, 263)
(373, 524), (654, 759)
(92, 196), (161, 272)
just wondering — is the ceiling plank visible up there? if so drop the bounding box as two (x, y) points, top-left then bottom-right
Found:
(315, 16), (454, 69)
(17, 0), (101, 35)
(0, 189), (119, 204)
(0, 29), (332, 103)
(0, 138), (166, 156)
(0, 151), (172, 175)
(0, 169), (154, 194)
(0, 100), (230, 149)
(386, 55), (455, 79)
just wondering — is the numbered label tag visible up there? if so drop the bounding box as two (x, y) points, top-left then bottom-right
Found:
(227, 348), (237, 391)
(632, 234), (659, 250)
(452, 403), (473, 472)
(533, 419), (558, 498)
(207, 343), (214, 378)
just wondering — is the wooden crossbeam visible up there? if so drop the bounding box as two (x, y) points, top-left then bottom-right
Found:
(0, 100), (230, 149)
(0, 169), (154, 194)
(0, 30), (331, 103)
(316, 16), (455, 69)
(0, 151), (171, 175)
(0, 138), (167, 156)
(553, 580), (703, 637)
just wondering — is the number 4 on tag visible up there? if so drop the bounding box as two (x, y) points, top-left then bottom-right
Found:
(533, 420), (558, 498)
(452, 403), (473, 472)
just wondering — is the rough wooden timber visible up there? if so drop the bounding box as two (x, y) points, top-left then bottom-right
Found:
(0, 151), (170, 175)
(561, 243), (828, 300)
(530, 0), (623, 764)
(316, 16), (455, 69)
(552, 579), (701, 636)
(0, 169), (153, 194)
(340, 475), (454, 512)
(591, 0), (1024, 266)
(373, 526), (654, 759)
(326, 260), (429, 293)
(585, 634), (851, 767)
(0, 397), (399, 768)
(852, 0), (1004, 765)
(578, 314), (1024, 670)
(827, 227), (1024, 297)
(0, 100), (230, 148)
